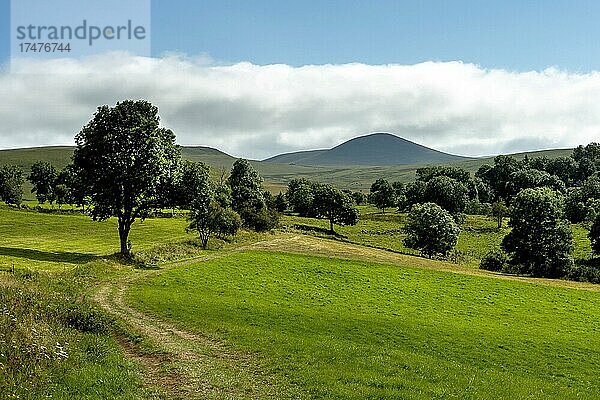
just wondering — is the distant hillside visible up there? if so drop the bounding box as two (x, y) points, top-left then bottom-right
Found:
(0, 143), (576, 199)
(264, 133), (472, 166)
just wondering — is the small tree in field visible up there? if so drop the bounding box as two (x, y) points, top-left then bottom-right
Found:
(491, 201), (508, 229)
(313, 184), (359, 233)
(404, 202), (460, 258)
(370, 178), (396, 213)
(274, 192), (288, 212)
(286, 178), (315, 216)
(28, 161), (58, 204)
(0, 165), (24, 205)
(188, 201), (241, 249)
(73, 100), (181, 255)
(502, 187), (573, 278)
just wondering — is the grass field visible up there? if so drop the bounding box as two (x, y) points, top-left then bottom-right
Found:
(282, 206), (593, 267)
(0, 206), (191, 271)
(1, 204), (599, 398)
(128, 250), (600, 399)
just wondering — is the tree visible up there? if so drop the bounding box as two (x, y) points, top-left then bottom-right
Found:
(490, 201), (508, 229)
(477, 155), (522, 201)
(188, 201), (241, 249)
(286, 178), (315, 216)
(370, 178), (396, 213)
(423, 176), (468, 216)
(588, 214), (600, 256)
(73, 100), (181, 255)
(416, 165), (471, 184)
(61, 164), (88, 209)
(572, 143), (600, 182)
(502, 187), (573, 278)
(404, 181), (427, 209)
(564, 176), (600, 223)
(28, 161), (58, 204)
(312, 184), (359, 233)
(0, 165), (24, 205)
(545, 157), (577, 186)
(229, 159), (265, 213)
(54, 184), (70, 209)
(274, 192), (288, 212)
(351, 191), (367, 205)
(506, 169), (565, 198)
(176, 161), (211, 209)
(404, 203), (460, 258)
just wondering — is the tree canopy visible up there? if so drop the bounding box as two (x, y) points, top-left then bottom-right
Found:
(73, 100), (181, 255)
(502, 187), (573, 278)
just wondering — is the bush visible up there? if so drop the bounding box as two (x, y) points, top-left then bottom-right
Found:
(465, 200), (492, 216)
(565, 263), (600, 284)
(59, 303), (114, 334)
(240, 207), (280, 232)
(480, 250), (508, 272)
(404, 202), (460, 258)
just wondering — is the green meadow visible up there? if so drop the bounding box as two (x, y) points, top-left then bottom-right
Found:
(0, 206), (190, 271)
(129, 250), (600, 399)
(1, 205), (599, 398)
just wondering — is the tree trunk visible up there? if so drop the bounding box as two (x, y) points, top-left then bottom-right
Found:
(329, 218), (334, 233)
(118, 218), (132, 255)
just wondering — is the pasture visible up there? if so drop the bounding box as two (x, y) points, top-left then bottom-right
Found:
(1, 205), (599, 398)
(129, 250), (600, 399)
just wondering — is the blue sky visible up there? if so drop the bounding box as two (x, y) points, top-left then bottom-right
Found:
(1, 0), (600, 70)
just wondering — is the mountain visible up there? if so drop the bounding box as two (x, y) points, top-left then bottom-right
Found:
(264, 133), (471, 166)
(0, 143), (575, 198)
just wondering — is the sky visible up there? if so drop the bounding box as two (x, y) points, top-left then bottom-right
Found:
(2, 0), (600, 158)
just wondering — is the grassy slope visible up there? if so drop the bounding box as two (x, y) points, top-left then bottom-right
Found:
(128, 250), (600, 399)
(0, 206), (598, 398)
(282, 205), (593, 267)
(0, 206), (190, 271)
(0, 146), (574, 197)
(0, 264), (155, 400)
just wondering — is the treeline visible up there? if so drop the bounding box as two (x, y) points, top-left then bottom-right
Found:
(367, 144), (600, 283)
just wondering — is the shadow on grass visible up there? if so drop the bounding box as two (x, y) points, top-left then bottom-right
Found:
(292, 224), (348, 239)
(0, 246), (99, 264)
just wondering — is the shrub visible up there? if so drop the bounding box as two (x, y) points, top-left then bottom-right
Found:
(240, 207), (280, 232)
(480, 250), (508, 272)
(565, 263), (600, 284)
(404, 202), (460, 258)
(59, 303), (114, 334)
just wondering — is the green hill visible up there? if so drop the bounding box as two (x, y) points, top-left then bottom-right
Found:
(264, 132), (471, 165)
(0, 144), (576, 198)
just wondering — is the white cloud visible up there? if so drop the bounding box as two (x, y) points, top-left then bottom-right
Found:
(2, 54), (600, 159)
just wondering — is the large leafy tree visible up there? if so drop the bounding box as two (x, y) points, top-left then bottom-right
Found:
(416, 165), (471, 184)
(477, 155), (522, 201)
(28, 161), (58, 204)
(176, 161), (211, 209)
(229, 159), (265, 213)
(572, 142), (600, 182)
(370, 178), (396, 213)
(73, 100), (180, 255)
(0, 165), (24, 205)
(313, 184), (359, 233)
(286, 178), (315, 217)
(404, 202), (460, 258)
(502, 187), (573, 278)
(505, 168), (566, 198)
(423, 176), (468, 216)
